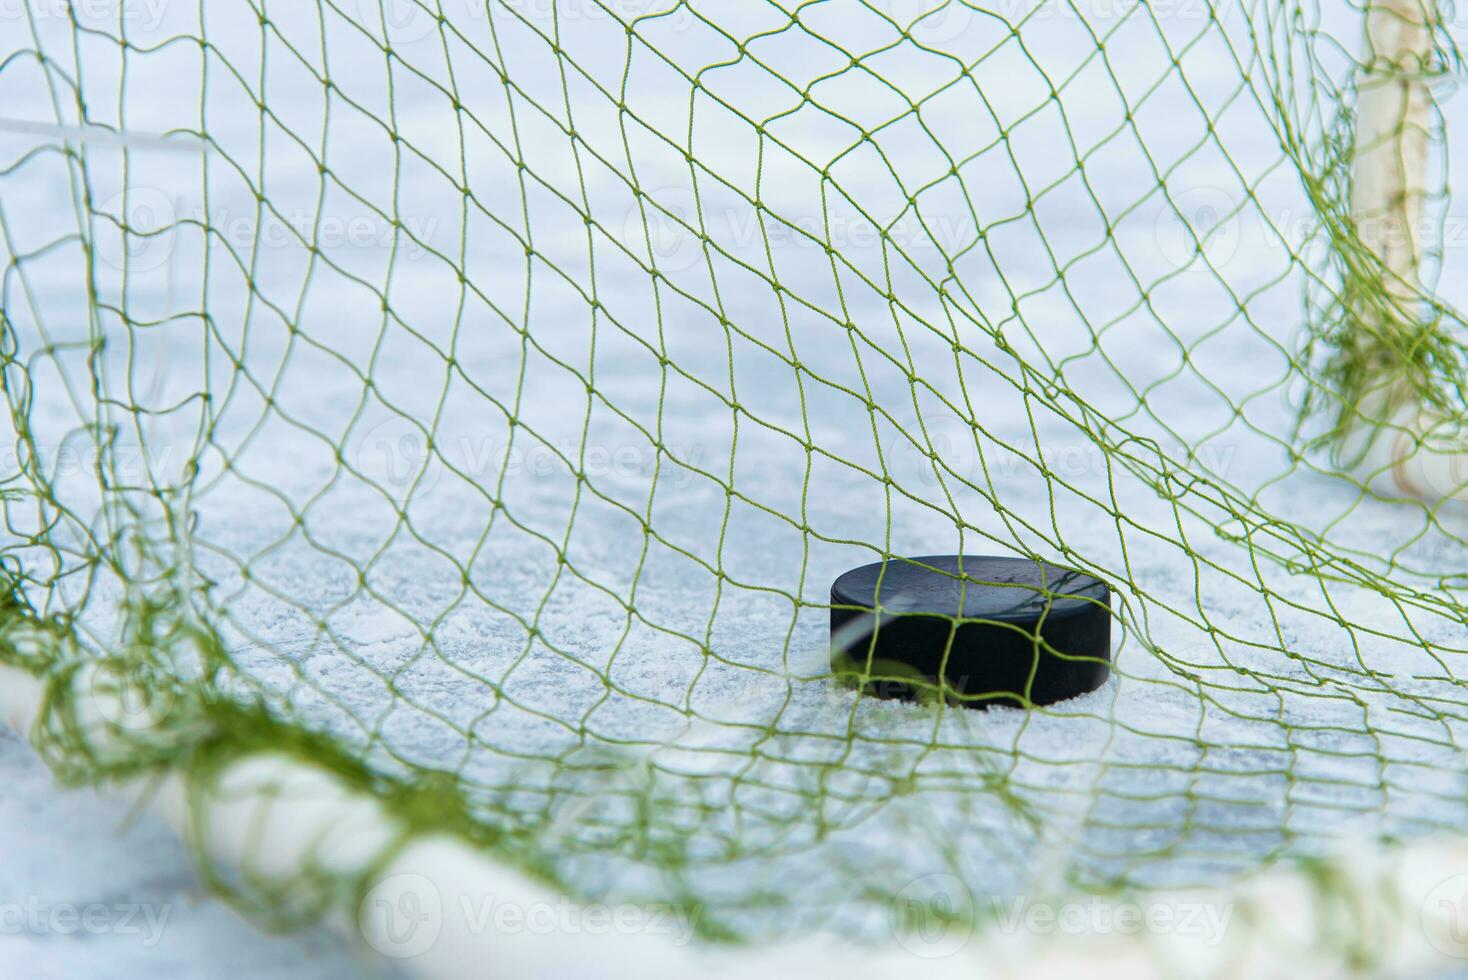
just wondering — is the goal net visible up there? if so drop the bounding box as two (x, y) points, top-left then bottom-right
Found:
(2, 0), (1466, 967)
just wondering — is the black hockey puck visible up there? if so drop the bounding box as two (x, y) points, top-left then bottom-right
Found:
(830, 555), (1111, 708)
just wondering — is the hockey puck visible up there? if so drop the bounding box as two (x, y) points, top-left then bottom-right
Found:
(830, 555), (1111, 707)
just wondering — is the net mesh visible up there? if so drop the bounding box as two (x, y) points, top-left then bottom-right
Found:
(2, 0), (1467, 946)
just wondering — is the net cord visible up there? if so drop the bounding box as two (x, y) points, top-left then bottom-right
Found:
(1340, 0), (1466, 502)
(1, 2), (1466, 974)
(3, 654), (1466, 975)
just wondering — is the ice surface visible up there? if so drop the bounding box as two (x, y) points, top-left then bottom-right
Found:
(4, 0), (1468, 964)
(0, 727), (403, 979)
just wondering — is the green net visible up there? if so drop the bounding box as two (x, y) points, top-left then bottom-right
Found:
(2, 0), (1467, 950)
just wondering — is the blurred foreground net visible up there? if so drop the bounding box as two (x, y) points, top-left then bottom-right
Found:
(2, 0), (1467, 946)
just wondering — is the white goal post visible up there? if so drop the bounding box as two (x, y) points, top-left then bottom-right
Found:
(1342, 0), (1468, 503)
(4, 653), (1468, 977)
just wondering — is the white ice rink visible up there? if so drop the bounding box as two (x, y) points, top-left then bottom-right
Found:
(4, 0), (1468, 973)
